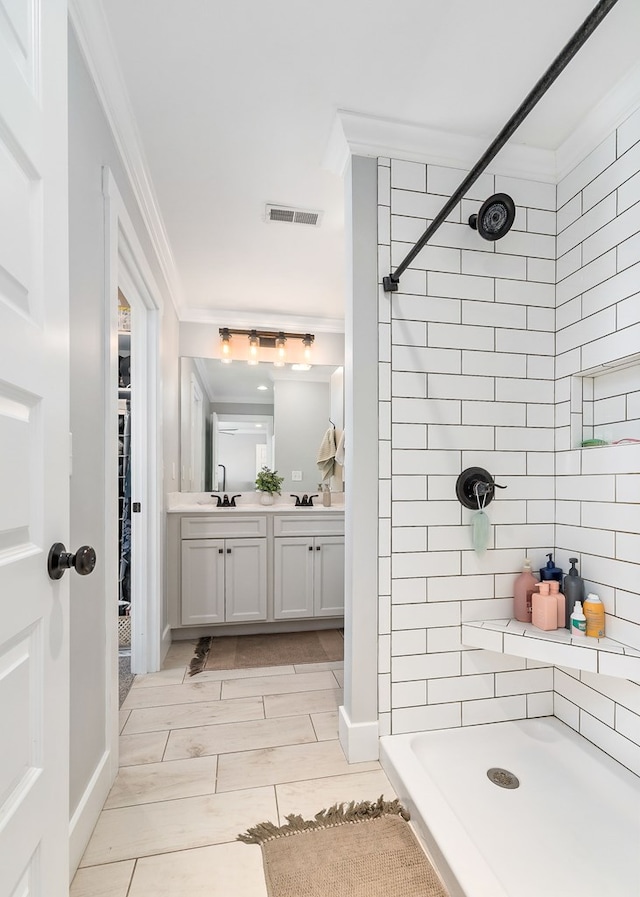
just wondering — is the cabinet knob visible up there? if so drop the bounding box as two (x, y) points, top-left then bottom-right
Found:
(316, 545), (321, 550)
(308, 545), (313, 551)
(218, 548), (223, 554)
(227, 548), (231, 554)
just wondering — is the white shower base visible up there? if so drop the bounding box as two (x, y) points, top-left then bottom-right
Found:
(380, 717), (640, 897)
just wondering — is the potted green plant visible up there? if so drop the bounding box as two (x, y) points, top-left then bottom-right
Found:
(255, 466), (284, 505)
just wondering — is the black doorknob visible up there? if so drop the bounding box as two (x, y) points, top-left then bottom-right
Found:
(47, 542), (97, 580)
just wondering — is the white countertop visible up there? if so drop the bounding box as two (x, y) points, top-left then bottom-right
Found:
(166, 492), (344, 514)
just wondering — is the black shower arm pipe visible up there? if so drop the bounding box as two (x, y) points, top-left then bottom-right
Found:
(382, 0), (620, 292)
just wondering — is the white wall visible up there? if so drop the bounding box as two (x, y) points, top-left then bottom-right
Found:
(553, 105), (640, 775)
(68, 25), (179, 833)
(373, 100), (640, 776)
(274, 379), (331, 493)
(377, 157), (557, 737)
(218, 431), (266, 491)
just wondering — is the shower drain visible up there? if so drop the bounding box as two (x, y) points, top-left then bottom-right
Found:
(487, 767), (520, 789)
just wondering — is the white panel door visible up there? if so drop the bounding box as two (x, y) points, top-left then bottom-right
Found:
(0, 1), (71, 895)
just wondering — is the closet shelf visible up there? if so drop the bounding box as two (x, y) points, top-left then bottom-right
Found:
(462, 619), (640, 681)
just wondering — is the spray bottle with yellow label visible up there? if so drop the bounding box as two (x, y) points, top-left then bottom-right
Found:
(583, 592), (605, 638)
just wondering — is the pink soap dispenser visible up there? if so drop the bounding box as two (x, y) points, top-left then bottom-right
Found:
(532, 582), (558, 631)
(514, 558), (537, 622)
(549, 580), (565, 628)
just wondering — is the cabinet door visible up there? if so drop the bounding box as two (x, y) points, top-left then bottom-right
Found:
(274, 537), (314, 619)
(181, 539), (225, 624)
(314, 536), (345, 616)
(225, 538), (267, 622)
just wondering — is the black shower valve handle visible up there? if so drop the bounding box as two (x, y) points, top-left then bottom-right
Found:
(456, 466), (508, 510)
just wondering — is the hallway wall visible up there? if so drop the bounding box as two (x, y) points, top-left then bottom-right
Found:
(68, 25), (179, 831)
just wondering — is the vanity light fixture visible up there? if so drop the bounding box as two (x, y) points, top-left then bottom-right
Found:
(218, 328), (315, 367)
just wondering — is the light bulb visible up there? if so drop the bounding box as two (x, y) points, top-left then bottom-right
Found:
(220, 328), (231, 358)
(302, 333), (313, 362)
(249, 330), (259, 358)
(275, 332), (286, 360)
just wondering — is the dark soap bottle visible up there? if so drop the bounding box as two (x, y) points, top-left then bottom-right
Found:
(563, 557), (586, 629)
(539, 553), (563, 583)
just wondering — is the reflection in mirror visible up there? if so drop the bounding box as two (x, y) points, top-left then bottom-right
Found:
(180, 358), (344, 494)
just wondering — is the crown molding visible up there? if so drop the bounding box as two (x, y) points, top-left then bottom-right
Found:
(68, 0), (184, 318)
(325, 64), (640, 190)
(180, 306), (345, 334)
(555, 60), (640, 181)
(323, 109), (557, 182)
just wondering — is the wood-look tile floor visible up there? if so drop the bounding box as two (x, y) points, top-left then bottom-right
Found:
(71, 641), (395, 896)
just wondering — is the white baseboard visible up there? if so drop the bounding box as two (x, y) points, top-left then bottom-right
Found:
(68, 749), (115, 879)
(338, 704), (379, 762)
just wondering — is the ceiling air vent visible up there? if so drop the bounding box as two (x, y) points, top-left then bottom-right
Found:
(265, 204), (322, 227)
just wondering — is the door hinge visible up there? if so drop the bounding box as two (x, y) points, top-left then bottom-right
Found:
(132, 502), (141, 513)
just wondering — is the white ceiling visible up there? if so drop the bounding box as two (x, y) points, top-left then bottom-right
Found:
(97, 0), (640, 326)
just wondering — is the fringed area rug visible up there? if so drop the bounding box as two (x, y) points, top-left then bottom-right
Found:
(189, 628), (343, 676)
(238, 797), (449, 897)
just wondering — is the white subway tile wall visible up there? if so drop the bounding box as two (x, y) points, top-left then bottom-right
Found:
(554, 103), (640, 774)
(378, 156), (556, 738)
(377, 100), (640, 777)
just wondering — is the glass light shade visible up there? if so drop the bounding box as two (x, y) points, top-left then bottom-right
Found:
(302, 334), (313, 362)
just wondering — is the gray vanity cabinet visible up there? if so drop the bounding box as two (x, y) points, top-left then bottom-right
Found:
(273, 516), (344, 620)
(169, 509), (344, 631)
(180, 516), (267, 625)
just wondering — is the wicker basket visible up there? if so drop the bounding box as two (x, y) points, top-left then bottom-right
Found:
(118, 615), (131, 648)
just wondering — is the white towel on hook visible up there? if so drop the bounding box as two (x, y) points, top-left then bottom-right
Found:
(316, 427), (337, 482)
(335, 429), (345, 468)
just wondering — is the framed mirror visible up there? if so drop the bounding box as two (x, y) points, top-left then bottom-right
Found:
(179, 357), (343, 494)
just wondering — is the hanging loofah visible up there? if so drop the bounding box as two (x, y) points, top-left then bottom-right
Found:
(237, 796), (410, 844)
(188, 636), (212, 676)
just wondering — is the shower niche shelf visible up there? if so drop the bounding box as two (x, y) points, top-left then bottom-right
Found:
(462, 619), (640, 681)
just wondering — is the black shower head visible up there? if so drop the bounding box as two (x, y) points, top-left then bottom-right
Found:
(468, 193), (516, 241)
